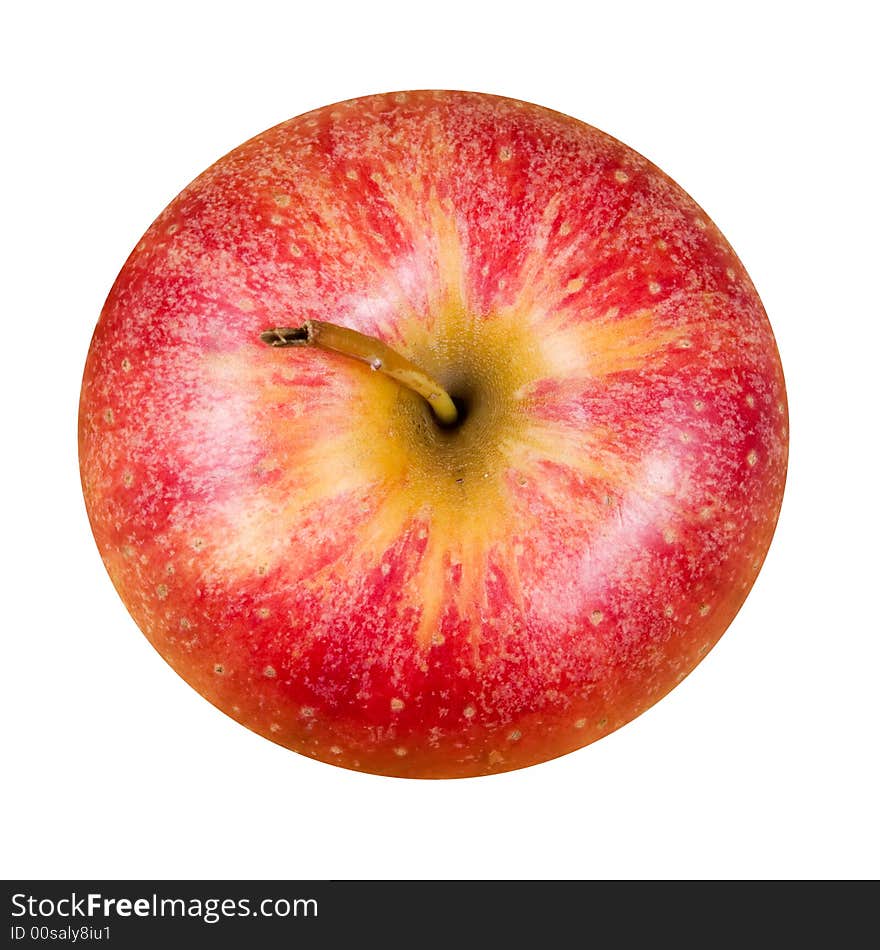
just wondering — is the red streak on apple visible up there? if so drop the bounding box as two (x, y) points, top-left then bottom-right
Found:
(79, 91), (788, 778)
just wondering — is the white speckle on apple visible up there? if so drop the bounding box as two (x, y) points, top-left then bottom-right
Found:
(693, 399), (705, 412)
(590, 610), (603, 626)
(574, 718), (587, 729)
(614, 169), (629, 183)
(156, 584), (168, 600)
(698, 603), (711, 617)
(726, 267), (737, 280)
(566, 277), (585, 294)
(330, 745), (343, 754)
(257, 607), (270, 619)
(746, 393), (756, 408)
(394, 747), (408, 757)
(346, 168), (358, 180)
(390, 697), (405, 711)
(270, 723), (281, 732)
(289, 243), (302, 257)
(498, 146), (512, 162)
(694, 217), (707, 229)
(299, 707), (315, 718)
(507, 729), (522, 742)
(122, 472), (134, 487)
(263, 666), (276, 678)
(747, 449), (758, 467)
(273, 194), (290, 207)
(213, 663), (224, 675)
(121, 358), (131, 372)
(463, 705), (476, 719)
(103, 408), (114, 424)
(649, 281), (661, 294)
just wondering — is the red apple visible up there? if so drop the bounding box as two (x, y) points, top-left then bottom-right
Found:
(79, 90), (788, 778)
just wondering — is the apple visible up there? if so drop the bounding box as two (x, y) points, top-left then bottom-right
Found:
(79, 90), (788, 778)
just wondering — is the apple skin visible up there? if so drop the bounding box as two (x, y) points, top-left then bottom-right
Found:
(79, 91), (788, 778)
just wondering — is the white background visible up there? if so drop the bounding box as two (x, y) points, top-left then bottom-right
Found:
(3, 1), (877, 880)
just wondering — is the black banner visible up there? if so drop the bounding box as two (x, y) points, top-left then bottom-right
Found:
(2, 880), (872, 946)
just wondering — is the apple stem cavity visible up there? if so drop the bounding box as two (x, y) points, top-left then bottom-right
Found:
(260, 321), (459, 426)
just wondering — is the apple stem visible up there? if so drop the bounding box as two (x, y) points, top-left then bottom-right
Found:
(260, 321), (459, 426)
